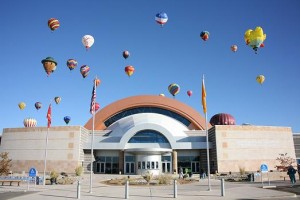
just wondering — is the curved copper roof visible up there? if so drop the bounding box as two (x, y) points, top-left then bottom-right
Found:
(84, 95), (208, 130)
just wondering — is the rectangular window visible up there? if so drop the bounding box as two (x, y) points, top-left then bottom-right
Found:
(151, 162), (155, 169)
(156, 162), (159, 169)
(138, 162), (141, 169)
(147, 161), (150, 169)
(142, 161), (145, 169)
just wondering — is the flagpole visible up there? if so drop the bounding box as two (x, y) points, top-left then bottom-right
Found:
(43, 103), (51, 186)
(43, 127), (49, 186)
(202, 75), (211, 191)
(205, 112), (211, 191)
(89, 79), (96, 193)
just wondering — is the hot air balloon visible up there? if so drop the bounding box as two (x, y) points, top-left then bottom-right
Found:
(18, 102), (26, 110)
(35, 102), (42, 110)
(256, 75), (265, 85)
(23, 118), (37, 127)
(48, 18), (60, 31)
(54, 96), (61, 104)
(210, 113), (236, 126)
(123, 50), (130, 59)
(66, 59), (78, 71)
(94, 77), (101, 87)
(155, 12), (168, 27)
(82, 35), (94, 50)
(125, 65), (135, 77)
(187, 90), (192, 97)
(168, 83), (180, 97)
(200, 31), (210, 41)
(231, 45), (238, 52)
(159, 94), (165, 97)
(244, 27), (266, 53)
(41, 57), (57, 76)
(90, 102), (100, 114)
(80, 65), (90, 78)
(64, 116), (71, 125)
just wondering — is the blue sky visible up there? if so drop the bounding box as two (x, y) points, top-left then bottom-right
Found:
(1, 0), (300, 133)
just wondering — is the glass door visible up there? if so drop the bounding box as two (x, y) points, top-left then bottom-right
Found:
(125, 162), (135, 174)
(162, 162), (171, 173)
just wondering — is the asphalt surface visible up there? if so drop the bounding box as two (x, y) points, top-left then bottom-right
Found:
(0, 175), (299, 200)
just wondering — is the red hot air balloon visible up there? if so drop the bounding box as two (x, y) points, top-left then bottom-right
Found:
(125, 66), (135, 77)
(187, 90), (192, 97)
(48, 18), (60, 31)
(210, 113), (236, 126)
(200, 31), (210, 41)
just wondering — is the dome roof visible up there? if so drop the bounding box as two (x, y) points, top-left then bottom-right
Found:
(210, 113), (236, 126)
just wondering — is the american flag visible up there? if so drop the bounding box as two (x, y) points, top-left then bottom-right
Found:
(46, 104), (52, 128)
(90, 84), (96, 114)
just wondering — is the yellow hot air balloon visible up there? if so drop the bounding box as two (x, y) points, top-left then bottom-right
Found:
(18, 102), (26, 110)
(256, 75), (265, 85)
(244, 27), (266, 53)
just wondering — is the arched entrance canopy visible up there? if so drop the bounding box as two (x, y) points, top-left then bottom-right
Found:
(84, 95), (208, 130)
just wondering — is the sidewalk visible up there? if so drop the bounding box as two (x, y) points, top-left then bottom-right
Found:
(0, 174), (298, 200)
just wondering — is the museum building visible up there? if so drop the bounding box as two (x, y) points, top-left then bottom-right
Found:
(0, 95), (297, 175)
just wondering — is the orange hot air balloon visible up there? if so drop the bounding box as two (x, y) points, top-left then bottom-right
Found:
(94, 77), (101, 87)
(125, 65), (135, 77)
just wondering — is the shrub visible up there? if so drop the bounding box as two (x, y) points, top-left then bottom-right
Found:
(0, 152), (12, 176)
(239, 166), (246, 175)
(50, 170), (59, 179)
(157, 174), (173, 184)
(142, 171), (153, 184)
(75, 166), (84, 176)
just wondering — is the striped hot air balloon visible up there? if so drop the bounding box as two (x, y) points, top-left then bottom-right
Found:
(23, 118), (37, 127)
(48, 18), (60, 31)
(155, 12), (168, 27)
(168, 83), (180, 97)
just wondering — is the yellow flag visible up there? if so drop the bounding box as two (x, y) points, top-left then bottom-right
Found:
(202, 78), (207, 113)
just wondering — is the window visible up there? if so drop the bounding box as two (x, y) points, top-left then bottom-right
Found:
(151, 162), (155, 169)
(129, 130), (169, 143)
(147, 161), (150, 169)
(142, 162), (145, 169)
(104, 107), (191, 128)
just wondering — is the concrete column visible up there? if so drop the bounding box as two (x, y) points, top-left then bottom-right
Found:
(172, 150), (178, 174)
(119, 151), (124, 174)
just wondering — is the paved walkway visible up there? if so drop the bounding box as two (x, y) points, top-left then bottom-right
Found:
(0, 175), (299, 200)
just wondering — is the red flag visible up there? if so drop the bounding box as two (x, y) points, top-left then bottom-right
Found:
(90, 84), (96, 114)
(46, 104), (52, 128)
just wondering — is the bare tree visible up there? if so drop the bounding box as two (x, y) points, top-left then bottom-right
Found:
(0, 152), (12, 175)
(275, 153), (295, 171)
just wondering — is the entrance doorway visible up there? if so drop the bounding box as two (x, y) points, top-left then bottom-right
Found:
(162, 162), (171, 173)
(125, 162), (135, 174)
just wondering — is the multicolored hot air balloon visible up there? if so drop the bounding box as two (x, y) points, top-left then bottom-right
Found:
(48, 18), (60, 31)
(244, 27), (266, 53)
(155, 12), (168, 27)
(123, 50), (130, 59)
(168, 83), (180, 97)
(94, 77), (101, 87)
(187, 90), (192, 97)
(64, 116), (71, 125)
(125, 65), (135, 77)
(23, 118), (37, 127)
(18, 102), (26, 110)
(66, 59), (78, 71)
(200, 31), (210, 41)
(256, 75), (265, 85)
(35, 102), (42, 110)
(41, 57), (57, 76)
(54, 96), (61, 104)
(82, 35), (94, 50)
(80, 65), (90, 78)
(90, 102), (100, 114)
(231, 45), (238, 52)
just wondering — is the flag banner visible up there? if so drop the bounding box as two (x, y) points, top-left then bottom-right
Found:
(202, 78), (207, 114)
(90, 84), (96, 114)
(46, 104), (52, 128)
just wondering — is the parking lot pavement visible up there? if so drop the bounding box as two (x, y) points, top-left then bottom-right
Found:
(0, 175), (298, 200)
